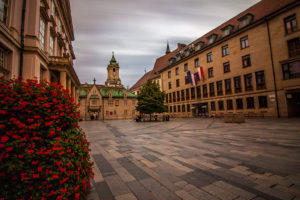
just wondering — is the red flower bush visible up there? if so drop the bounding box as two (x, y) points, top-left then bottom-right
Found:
(0, 78), (93, 200)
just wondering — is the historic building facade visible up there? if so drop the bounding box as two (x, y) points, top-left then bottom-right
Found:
(161, 0), (300, 118)
(0, 0), (80, 102)
(79, 54), (137, 120)
(131, 0), (300, 118)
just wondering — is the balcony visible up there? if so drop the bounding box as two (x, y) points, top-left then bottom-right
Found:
(49, 56), (71, 66)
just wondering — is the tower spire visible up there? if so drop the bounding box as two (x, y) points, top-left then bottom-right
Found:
(110, 51), (117, 65)
(166, 41), (171, 54)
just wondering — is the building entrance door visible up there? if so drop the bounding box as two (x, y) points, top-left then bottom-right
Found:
(192, 103), (208, 117)
(286, 90), (300, 117)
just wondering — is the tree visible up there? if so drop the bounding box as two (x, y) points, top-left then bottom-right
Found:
(136, 80), (167, 121)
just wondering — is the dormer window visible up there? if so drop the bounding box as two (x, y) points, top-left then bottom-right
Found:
(184, 48), (190, 56)
(189, 44), (195, 53)
(169, 57), (176, 64)
(238, 13), (254, 29)
(207, 34), (218, 45)
(195, 41), (204, 51)
(221, 25), (234, 37)
(175, 52), (181, 61)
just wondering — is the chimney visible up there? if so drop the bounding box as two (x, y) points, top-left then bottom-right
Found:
(177, 43), (186, 50)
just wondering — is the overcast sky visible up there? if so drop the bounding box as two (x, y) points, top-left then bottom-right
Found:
(70, 0), (260, 88)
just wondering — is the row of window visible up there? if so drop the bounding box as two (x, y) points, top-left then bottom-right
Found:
(105, 110), (135, 116)
(168, 53), (252, 81)
(167, 70), (265, 102)
(107, 99), (136, 107)
(167, 14), (298, 81)
(168, 96), (268, 113)
(39, 0), (66, 56)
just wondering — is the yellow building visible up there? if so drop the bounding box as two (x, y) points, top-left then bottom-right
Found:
(160, 0), (300, 118)
(79, 54), (137, 120)
(131, 0), (300, 118)
(0, 0), (80, 102)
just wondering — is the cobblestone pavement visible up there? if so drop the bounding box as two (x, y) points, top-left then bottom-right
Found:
(80, 118), (300, 200)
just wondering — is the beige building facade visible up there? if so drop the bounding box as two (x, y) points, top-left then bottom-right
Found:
(160, 0), (300, 118)
(79, 54), (137, 120)
(0, 0), (80, 102)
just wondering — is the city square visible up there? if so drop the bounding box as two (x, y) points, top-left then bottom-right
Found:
(1, 0), (300, 199)
(83, 118), (300, 200)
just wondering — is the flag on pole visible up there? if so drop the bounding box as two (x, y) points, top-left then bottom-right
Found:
(194, 73), (198, 85)
(191, 72), (196, 86)
(198, 67), (204, 80)
(187, 71), (192, 83)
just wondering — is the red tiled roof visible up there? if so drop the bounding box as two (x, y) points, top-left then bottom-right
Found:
(150, 44), (185, 79)
(129, 70), (153, 91)
(183, 0), (295, 51)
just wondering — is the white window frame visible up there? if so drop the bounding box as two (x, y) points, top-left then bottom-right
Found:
(39, 17), (46, 51)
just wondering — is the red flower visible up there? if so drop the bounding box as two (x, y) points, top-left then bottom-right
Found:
(42, 103), (51, 108)
(0, 110), (7, 115)
(75, 192), (80, 200)
(6, 147), (13, 152)
(32, 160), (38, 165)
(27, 118), (34, 123)
(49, 129), (55, 136)
(27, 149), (34, 155)
(60, 188), (67, 193)
(45, 121), (54, 126)
(12, 135), (21, 139)
(32, 174), (39, 179)
(18, 154), (24, 159)
(0, 124), (6, 129)
(1, 136), (9, 143)
(37, 166), (43, 172)
(52, 174), (58, 179)
(28, 125), (35, 129)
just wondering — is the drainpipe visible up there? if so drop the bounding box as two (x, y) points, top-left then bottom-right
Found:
(265, 17), (280, 118)
(19, 0), (27, 77)
(102, 98), (105, 121)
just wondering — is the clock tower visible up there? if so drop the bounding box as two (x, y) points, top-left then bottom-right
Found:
(105, 52), (122, 87)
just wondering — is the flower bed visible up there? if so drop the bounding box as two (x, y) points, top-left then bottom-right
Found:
(0, 78), (93, 200)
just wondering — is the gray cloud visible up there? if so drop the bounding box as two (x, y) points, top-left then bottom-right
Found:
(70, 0), (260, 87)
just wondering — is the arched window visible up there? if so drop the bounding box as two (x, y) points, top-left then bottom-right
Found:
(113, 68), (116, 76)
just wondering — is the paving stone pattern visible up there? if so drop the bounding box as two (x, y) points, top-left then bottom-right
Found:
(81, 118), (300, 200)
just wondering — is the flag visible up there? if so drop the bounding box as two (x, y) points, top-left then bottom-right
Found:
(187, 71), (192, 83)
(194, 73), (198, 85)
(191, 72), (196, 86)
(198, 67), (204, 80)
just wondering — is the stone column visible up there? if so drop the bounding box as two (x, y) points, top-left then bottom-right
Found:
(72, 84), (76, 100)
(67, 77), (72, 93)
(75, 87), (79, 104)
(60, 71), (66, 89)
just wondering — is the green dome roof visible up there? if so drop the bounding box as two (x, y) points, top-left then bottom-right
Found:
(109, 52), (118, 66)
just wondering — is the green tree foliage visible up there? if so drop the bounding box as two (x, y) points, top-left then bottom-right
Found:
(136, 80), (166, 118)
